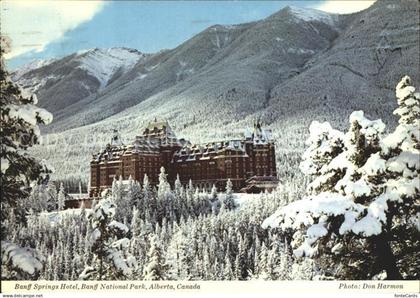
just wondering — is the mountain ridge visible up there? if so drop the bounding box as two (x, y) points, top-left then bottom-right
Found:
(10, 0), (419, 182)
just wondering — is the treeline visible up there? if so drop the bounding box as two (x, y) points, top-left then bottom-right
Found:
(6, 172), (318, 280)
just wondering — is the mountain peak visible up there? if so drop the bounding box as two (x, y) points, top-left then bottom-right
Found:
(279, 5), (338, 26)
(76, 47), (143, 57)
(75, 47), (145, 88)
(11, 58), (56, 80)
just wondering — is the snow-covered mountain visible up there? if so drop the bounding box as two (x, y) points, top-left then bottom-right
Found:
(76, 48), (144, 88)
(12, 58), (57, 81)
(13, 5), (345, 131)
(11, 0), (420, 182)
(11, 47), (145, 114)
(286, 5), (339, 25)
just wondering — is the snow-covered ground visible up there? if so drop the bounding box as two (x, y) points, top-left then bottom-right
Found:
(233, 193), (262, 207)
(288, 6), (338, 26)
(39, 209), (87, 226)
(38, 192), (261, 226)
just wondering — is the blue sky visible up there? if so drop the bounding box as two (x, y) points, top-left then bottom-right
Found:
(2, 1), (375, 70)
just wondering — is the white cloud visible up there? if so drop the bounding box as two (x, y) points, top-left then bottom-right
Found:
(315, 0), (376, 14)
(1, 0), (106, 59)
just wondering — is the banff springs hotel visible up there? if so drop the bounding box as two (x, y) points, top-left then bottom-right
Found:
(87, 119), (278, 201)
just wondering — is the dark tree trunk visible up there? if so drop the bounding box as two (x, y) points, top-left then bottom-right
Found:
(373, 234), (402, 280)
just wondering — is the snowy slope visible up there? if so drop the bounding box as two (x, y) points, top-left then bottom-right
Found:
(16, 0), (420, 183)
(39, 5), (340, 133)
(39, 209), (87, 227)
(77, 48), (145, 88)
(11, 59), (56, 81)
(287, 6), (338, 26)
(11, 47), (145, 114)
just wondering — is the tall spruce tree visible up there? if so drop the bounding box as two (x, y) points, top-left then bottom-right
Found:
(0, 36), (52, 279)
(80, 198), (136, 280)
(221, 179), (236, 211)
(0, 36), (53, 235)
(57, 182), (65, 211)
(143, 235), (168, 280)
(263, 76), (420, 280)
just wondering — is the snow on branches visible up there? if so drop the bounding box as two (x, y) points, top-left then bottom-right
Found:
(1, 241), (44, 279)
(80, 198), (136, 280)
(1, 41), (53, 230)
(143, 235), (168, 280)
(263, 76), (419, 279)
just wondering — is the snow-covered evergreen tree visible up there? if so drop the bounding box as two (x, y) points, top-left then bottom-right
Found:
(234, 235), (248, 280)
(166, 225), (193, 280)
(80, 198), (136, 280)
(158, 166), (170, 199)
(267, 250), (279, 280)
(276, 241), (292, 280)
(256, 242), (269, 280)
(128, 179), (142, 209)
(0, 36), (53, 235)
(263, 76), (420, 280)
(223, 251), (234, 280)
(174, 174), (182, 196)
(221, 179), (236, 211)
(46, 181), (58, 211)
(143, 235), (168, 280)
(0, 37), (53, 280)
(210, 184), (218, 201)
(27, 184), (49, 212)
(291, 258), (315, 280)
(299, 121), (344, 194)
(113, 175), (135, 222)
(1, 241), (45, 280)
(57, 183), (66, 211)
(111, 176), (123, 203)
(142, 174), (155, 215)
(379, 76), (420, 279)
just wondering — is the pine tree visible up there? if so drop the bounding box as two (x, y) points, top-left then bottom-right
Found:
(1, 241), (45, 280)
(221, 179), (236, 211)
(266, 245), (279, 280)
(130, 180), (142, 209)
(291, 258), (315, 280)
(157, 166), (170, 200)
(113, 176), (133, 222)
(157, 166), (174, 221)
(263, 76), (420, 280)
(257, 242), (269, 280)
(210, 184), (219, 213)
(80, 198), (135, 280)
(111, 176), (123, 204)
(46, 180), (58, 211)
(174, 174), (182, 197)
(142, 174), (154, 213)
(27, 184), (48, 212)
(299, 121), (344, 194)
(234, 235), (248, 280)
(166, 226), (193, 280)
(234, 255), (241, 280)
(223, 251), (234, 280)
(0, 38), (52, 279)
(143, 235), (168, 280)
(192, 188), (200, 214)
(0, 36), (53, 237)
(57, 183), (66, 211)
(210, 184), (218, 201)
(378, 76), (419, 279)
